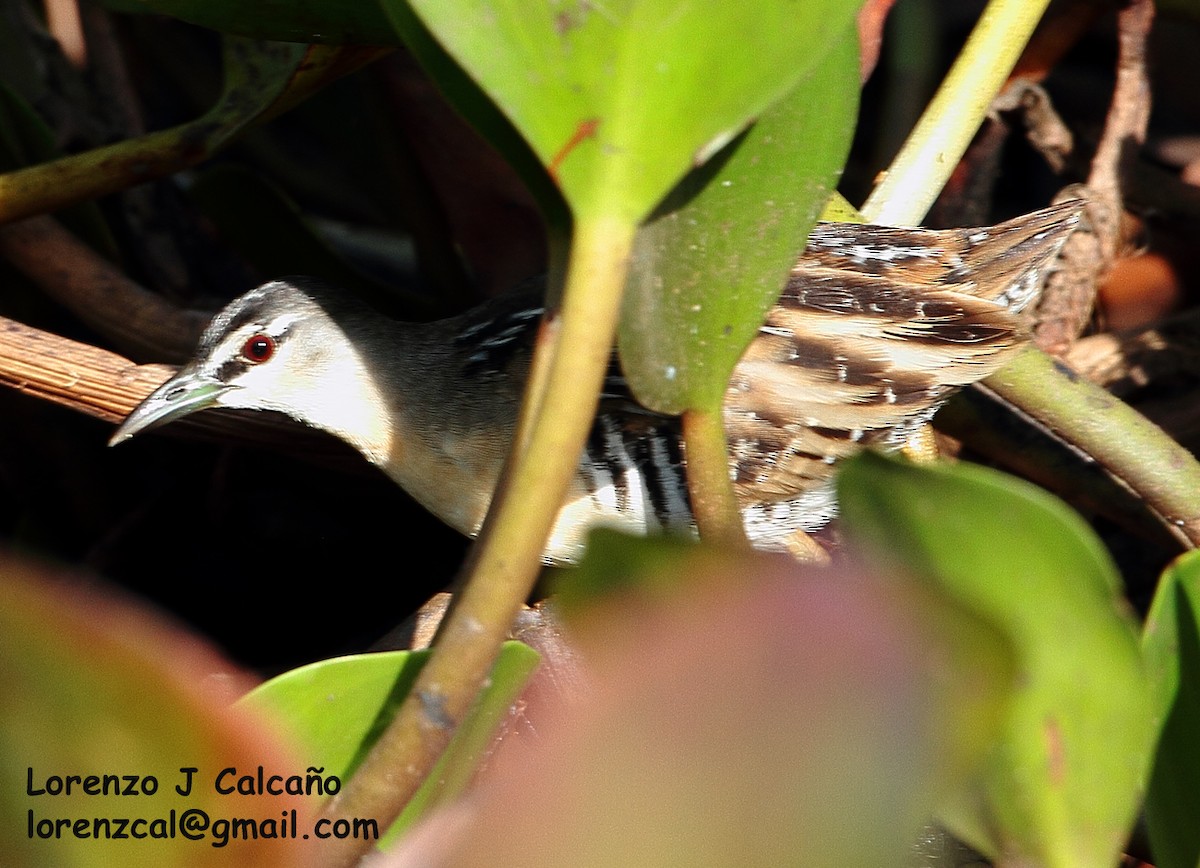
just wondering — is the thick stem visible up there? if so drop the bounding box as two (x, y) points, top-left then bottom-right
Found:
(980, 347), (1200, 549)
(861, 0), (1053, 225)
(315, 214), (635, 868)
(682, 407), (749, 548)
(0, 216), (208, 361)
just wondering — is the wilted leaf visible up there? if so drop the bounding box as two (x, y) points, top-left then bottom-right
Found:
(0, 554), (305, 868)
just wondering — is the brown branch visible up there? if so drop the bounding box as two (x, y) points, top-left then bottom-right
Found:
(0, 312), (360, 464)
(1033, 0), (1154, 355)
(1090, 0), (1154, 203)
(0, 216), (209, 363)
(0, 315), (173, 423)
(1066, 310), (1200, 398)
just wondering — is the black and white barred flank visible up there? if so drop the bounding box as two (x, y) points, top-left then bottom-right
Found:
(114, 202), (1081, 565)
(444, 201), (1081, 562)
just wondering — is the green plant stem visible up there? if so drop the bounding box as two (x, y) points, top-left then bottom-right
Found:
(315, 214), (636, 868)
(980, 348), (1200, 549)
(0, 43), (387, 224)
(860, 0), (1052, 225)
(0, 127), (195, 224)
(682, 406), (749, 548)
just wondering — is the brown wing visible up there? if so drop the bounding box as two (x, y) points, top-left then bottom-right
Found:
(800, 200), (1082, 306)
(724, 202), (1081, 504)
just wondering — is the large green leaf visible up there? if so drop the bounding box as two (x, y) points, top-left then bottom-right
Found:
(240, 641), (539, 848)
(838, 452), (1153, 868)
(1143, 549), (1200, 868)
(449, 537), (1015, 865)
(618, 26), (859, 413)
(383, 2), (571, 249)
(398, 0), (863, 222)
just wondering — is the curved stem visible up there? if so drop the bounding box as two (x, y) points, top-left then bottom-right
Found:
(316, 214), (635, 867)
(682, 406), (749, 548)
(861, 0), (1053, 225)
(0, 43), (387, 224)
(981, 348), (1200, 549)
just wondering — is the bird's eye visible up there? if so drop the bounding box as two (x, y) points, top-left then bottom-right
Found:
(241, 334), (276, 363)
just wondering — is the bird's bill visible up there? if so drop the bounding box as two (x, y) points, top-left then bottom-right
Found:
(108, 369), (234, 446)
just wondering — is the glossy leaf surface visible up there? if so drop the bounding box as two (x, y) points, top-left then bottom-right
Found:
(398, 0), (864, 222)
(618, 27), (859, 412)
(1143, 549), (1200, 868)
(241, 641), (539, 846)
(838, 452), (1153, 868)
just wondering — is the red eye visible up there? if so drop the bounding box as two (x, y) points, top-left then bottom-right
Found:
(242, 334), (275, 363)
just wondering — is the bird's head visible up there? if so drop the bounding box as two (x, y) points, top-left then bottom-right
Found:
(109, 278), (395, 462)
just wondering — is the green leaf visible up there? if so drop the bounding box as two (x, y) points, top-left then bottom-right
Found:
(820, 190), (867, 223)
(399, 0), (864, 222)
(838, 452), (1154, 868)
(618, 26), (859, 412)
(1143, 549), (1200, 868)
(383, 1), (571, 248)
(240, 641), (539, 847)
(445, 541), (1016, 865)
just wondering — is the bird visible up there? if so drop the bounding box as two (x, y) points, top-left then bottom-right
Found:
(110, 201), (1081, 564)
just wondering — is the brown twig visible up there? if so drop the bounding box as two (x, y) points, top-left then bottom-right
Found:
(1066, 310), (1200, 399)
(0, 216), (209, 362)
(1033, 0), (1154, 354)
(0, 312), (358, 462)
(993, 80), (1074, 173)
(1091, 0), (1154, 205)
(0, 314), (173, 422)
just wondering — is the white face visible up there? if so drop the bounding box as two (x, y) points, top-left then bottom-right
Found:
(192, 284), (395, 464)
(205, 308), (324, 412)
